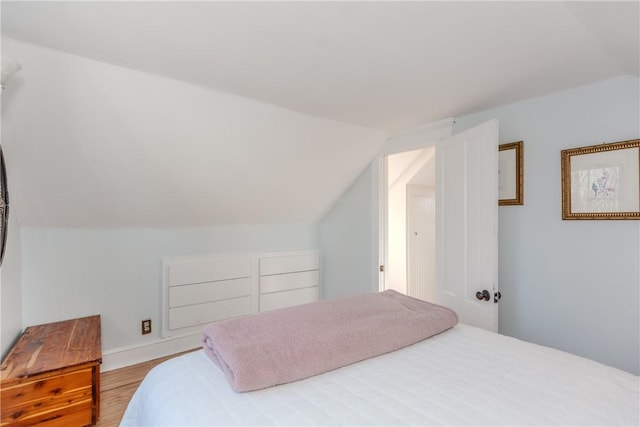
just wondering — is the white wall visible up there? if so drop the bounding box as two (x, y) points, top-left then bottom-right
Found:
(22, 224), (318, 355)
(0, 211), (22, 358)
(319, 163), (377, 298)
(322, 76), (639, 374)
(3, 38), (636, 374)
(2, 38), (387, 365)
(454, 75), (639, 375)
(1, 38), (387, 228)
(387, 164), (408, 294)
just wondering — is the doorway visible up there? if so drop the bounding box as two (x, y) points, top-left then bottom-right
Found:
(377, 119), (499, 332)
(385, 147), (436, 301)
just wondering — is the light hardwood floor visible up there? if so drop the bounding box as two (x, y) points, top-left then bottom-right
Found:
(96, 349), (198, 427)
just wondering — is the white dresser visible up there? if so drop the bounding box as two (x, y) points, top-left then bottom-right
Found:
(162, 249), (320, 338)
(259, 251), (320, 312)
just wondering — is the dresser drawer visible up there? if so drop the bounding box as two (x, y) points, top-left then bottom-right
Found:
(260, 270), (319, 294)
(260, 286), (319, 312)
(1, 367), (93, 426)
(259, 253), (319, 276)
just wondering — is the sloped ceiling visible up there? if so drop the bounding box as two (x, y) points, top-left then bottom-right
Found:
(3, 1), (637, 131)
(1, 1), (638, 228)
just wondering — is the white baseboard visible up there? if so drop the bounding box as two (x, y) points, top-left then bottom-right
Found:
(101, 333), (202, 372)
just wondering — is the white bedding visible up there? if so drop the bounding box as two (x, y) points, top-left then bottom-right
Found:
(121, 324), (639, 426)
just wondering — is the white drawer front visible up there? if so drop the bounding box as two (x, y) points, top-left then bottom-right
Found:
(170, 277), (252, 308)
(259, 286), (319, 312)
(169, 258), (251, 286)
(260, 270), (319, 294)
(260, 253), (319, 276)
(169, 296), (251, 330)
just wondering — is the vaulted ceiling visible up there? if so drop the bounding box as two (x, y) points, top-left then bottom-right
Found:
(3, 1), (637, 132)
(1, 1), (638, 228)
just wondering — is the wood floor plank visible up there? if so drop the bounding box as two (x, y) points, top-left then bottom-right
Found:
(96, 383), (140, 427)
(95, 349), (199, 426)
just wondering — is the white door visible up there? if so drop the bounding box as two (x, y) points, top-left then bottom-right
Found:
(379, 119), (498, 332)
(435, 120), (499, 332)
(407, 186), (436, 302)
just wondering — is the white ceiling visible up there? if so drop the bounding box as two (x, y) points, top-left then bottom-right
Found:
(2, 1), (638, 132)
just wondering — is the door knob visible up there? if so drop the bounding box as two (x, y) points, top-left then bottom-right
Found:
(475, 290), (491, 301)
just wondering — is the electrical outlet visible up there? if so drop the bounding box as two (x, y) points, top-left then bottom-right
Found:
(141, 319), (152, 335)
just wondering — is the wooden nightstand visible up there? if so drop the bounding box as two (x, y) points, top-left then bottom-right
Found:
(1, 315), (102, 426)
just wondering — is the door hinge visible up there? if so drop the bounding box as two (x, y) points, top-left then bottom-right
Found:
(379, 265), (385, 272)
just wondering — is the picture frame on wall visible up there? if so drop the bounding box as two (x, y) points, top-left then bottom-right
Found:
(498, 141), (523, 205)
(561, 138), (640, 220)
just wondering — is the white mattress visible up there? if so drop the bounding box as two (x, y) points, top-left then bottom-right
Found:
(121, 324), (639, 426)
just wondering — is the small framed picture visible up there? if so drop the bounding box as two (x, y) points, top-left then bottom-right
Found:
(561, 139), (640, 220)
(498, 141), (523, 205)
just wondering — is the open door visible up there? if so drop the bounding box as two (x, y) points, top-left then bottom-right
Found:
(436, 119), (499, 332)
(380, 119), (498, 332)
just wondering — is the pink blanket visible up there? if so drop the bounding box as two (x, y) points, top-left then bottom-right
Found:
(201, 290), (458, 392)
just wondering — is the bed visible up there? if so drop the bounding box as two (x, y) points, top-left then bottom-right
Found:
(121, 292), (639, 426)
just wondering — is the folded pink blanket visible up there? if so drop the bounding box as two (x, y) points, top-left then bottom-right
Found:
(201, 290), (458, 392)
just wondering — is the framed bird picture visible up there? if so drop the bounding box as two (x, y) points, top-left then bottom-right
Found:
(561, 138), (640, 220)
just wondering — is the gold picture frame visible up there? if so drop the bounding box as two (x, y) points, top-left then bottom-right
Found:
(561, 138), (640, 220)
(498, 141), (523, 205)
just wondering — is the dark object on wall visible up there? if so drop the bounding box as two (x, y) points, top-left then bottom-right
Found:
(498, 141), (524, 205)
(0, 145), (8, 266)
(561, 138), (640, 220)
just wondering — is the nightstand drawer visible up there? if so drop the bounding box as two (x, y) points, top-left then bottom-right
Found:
(4, 399), (93, 426)
(34, 406), (93, 427)
(1, 316), (102, 426)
